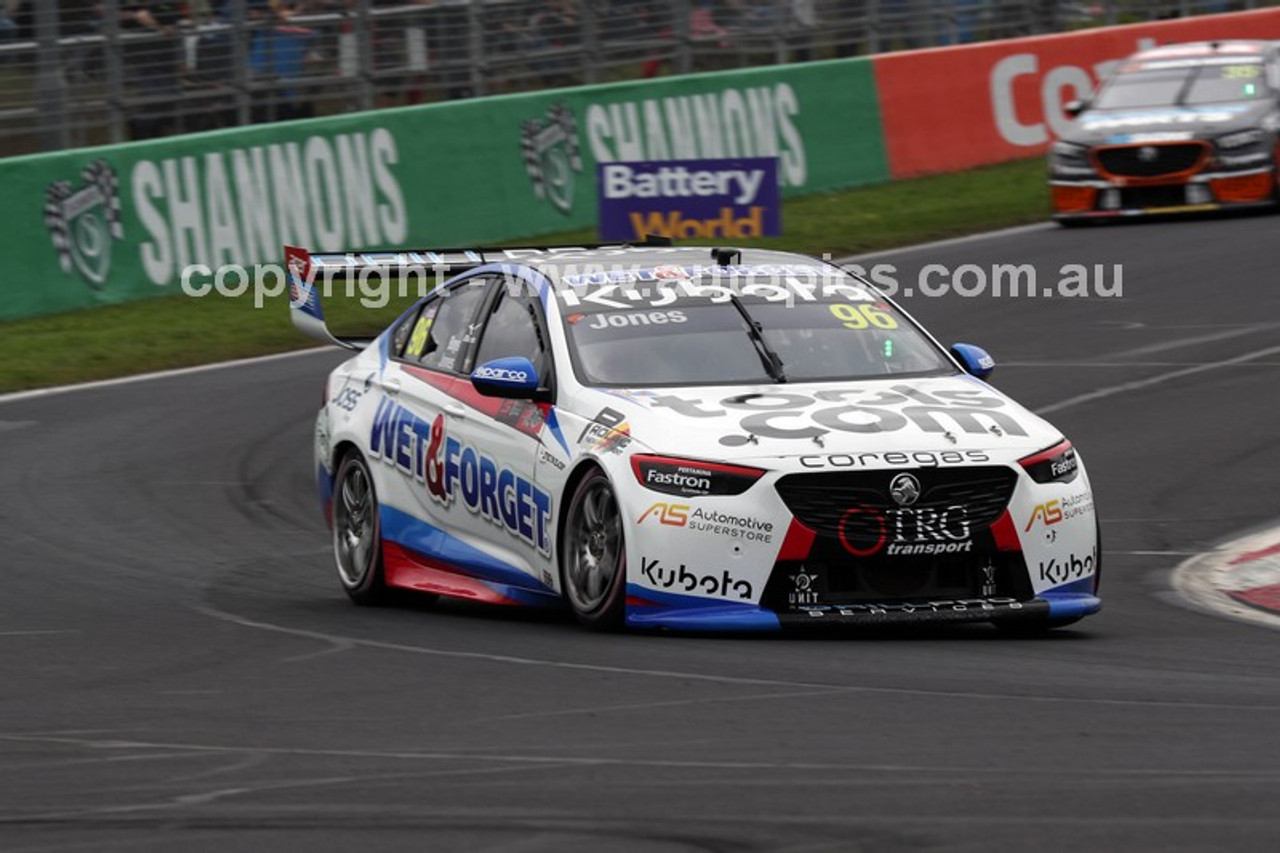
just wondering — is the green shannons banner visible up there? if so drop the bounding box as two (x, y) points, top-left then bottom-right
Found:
(0, 57), (886, 322)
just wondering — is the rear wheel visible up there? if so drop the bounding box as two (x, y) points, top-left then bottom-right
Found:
(333, 453), (390, 605)
(561, 469), (626, 630)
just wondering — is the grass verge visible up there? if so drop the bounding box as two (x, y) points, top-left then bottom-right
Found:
(0, 157), (1048, 393)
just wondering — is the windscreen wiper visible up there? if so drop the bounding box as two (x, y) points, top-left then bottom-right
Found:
(728, 295), (786, 383)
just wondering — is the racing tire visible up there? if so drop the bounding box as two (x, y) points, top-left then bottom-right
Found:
(561, 469), (627, 631)
(332, 452), (393, 606)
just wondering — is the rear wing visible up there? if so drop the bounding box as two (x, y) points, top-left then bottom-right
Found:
(285, 237), (673, 350)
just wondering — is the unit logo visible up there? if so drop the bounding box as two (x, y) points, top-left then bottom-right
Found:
(45, 159), (124, 288)
(521, 102), (582, 216)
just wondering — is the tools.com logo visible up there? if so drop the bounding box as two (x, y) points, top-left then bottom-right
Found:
(44, 159), (124, 289)
(520, 102), (582, 216)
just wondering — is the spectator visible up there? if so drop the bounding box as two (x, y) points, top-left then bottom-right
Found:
(122, 2), (183, 138)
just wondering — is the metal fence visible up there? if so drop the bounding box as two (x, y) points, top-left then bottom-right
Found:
(0, 1), (1269, 157)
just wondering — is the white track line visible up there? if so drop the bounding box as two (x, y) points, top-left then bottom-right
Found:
(836, 223), (1055, 263)
(0, 346), (329, 407)
(1037, 344), (1280, 416)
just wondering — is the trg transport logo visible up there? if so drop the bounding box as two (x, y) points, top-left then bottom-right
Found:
(520, 102), (582, 216)
(44, 159), (124, 289)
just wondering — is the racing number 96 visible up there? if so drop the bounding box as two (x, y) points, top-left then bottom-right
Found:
(830, 303), (897, 330)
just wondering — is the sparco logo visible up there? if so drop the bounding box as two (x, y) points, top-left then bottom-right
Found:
(44, 159), (124, 288)
(521, 102), (582, 216)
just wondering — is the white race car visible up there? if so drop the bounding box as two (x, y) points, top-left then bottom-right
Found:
(290, 242), (1100, 632)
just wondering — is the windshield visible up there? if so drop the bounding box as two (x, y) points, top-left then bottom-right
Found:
(559, 276), (954, 387)
(1095, 60), (1268, 109)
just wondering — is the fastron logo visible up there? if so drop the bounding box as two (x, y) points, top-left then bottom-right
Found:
(45, 159), (125, 289)
(521, 102), (582, 216)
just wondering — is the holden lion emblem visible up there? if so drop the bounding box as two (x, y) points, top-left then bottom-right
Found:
(44, 159), (124, 289)
(520, 102), (582, 216)
(889, 473), (921, 507)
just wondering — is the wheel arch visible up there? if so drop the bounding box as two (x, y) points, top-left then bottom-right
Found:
(555, 458), (606, 579)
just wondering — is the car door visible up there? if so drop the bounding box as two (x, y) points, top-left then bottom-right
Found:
(395, 274), (554, 590)
(377, 275), (491, 546)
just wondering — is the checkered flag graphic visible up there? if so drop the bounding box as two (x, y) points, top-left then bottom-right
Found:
(521, 118), (545, 200)
(83, 159), (124, 240)
(44, 180), (74, 275)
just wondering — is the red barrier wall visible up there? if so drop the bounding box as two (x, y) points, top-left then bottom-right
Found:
(873, 8), (1280, 178)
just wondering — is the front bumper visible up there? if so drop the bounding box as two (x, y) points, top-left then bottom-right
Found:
(1050, 166), (1277, 221)
(623, 584), (1101, 632)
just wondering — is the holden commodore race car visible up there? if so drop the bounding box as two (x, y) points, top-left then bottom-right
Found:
(289, 242), (1100, 632)
(1050, 39), (1280, 222)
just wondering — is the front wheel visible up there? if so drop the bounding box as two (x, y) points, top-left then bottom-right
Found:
(332, 453), (390, 605)
(561, 469), (626, 630)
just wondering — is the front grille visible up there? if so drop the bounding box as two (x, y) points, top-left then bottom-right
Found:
(768, 467), (1026, 608)
(1120, 185), (1193, 208)
(1096, 143), (1205, 178)
(775, 467), (1017, 542)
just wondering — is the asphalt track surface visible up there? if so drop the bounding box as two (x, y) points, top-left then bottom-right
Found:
(3, 214), (1280, 852)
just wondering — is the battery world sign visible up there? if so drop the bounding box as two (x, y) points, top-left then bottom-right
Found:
(596, 158), (781, 241)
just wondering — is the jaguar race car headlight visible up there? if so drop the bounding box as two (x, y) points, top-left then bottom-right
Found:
(1049, 141), (1089, 165)
(631, 454), (765, 498)
(1216, 129), (1264, 150)
(1048, 141), (1095, 177)
(1019, 440), (1079, 484)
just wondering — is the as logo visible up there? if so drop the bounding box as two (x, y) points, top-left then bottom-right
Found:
(637, 503), (690, 527)
(44, 159), (124, 289)
(1025, 500), (1063, 532)
(520, 102), (582, 215)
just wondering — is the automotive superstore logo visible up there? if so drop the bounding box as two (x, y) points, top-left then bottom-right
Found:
(521, 102), (582, 216)
(44, 159), (125, 289)
(637, 502), (774, 544)
(369, 400), (552, 555)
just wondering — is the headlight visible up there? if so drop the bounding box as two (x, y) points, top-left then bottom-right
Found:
(1048, 142), (1091, 172)
(1050, 141), (1087, 159)
(1217, 129), (1264, 149)
(1019, 440), (1079, 484)
(631, 454), (764, 498)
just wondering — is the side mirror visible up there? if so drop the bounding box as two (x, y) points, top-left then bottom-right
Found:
(1064, 98), (1089, 118)
(471, 357), (540, 399)
(950, 343), (995, 380)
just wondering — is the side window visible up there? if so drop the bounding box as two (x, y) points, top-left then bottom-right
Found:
(391, 305), (423, 357)
(472, 287), (548, 378)
(412, 279), (490, 373)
